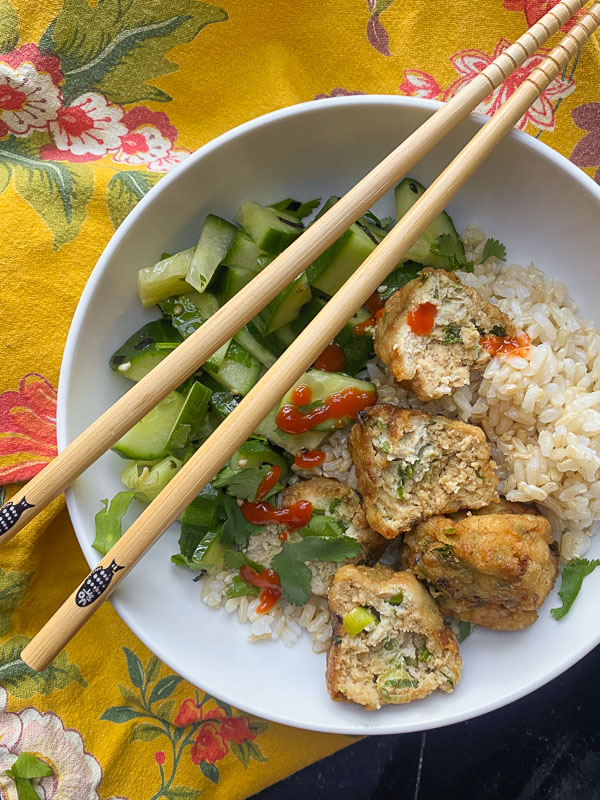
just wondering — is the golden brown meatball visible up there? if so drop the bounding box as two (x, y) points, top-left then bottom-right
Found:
(375, 268), (514, 402)
(349, 404), (499, 538)
(326, 565), (462, 710)
(401, 504), (558, 631)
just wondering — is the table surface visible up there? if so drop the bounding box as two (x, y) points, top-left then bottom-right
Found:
(251, 643), (600, 800)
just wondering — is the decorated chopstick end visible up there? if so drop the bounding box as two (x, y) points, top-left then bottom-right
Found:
(0, 497), (35, 536)
(75, 559), (125, 607)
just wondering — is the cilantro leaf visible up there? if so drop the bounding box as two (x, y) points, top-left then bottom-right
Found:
(6, 753), (52, 800)
(93, 491), (138, 555)
(271, 536), (361, 605)
(458, 621), (473, 642)
(551, 558), (600, 620)
(482, 237), (507, 263)
(226, 575), (260, 598)
(214, 464), (283, 501)
(430, 234), (473, 273)
(220, 495), (261, 549)
(223, 550), (264, 572)
(298, 513), (347, 538)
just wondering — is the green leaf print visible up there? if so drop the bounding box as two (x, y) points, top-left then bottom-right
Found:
(0, 134), (94, 249)
(130, 722), (165, 742)
(166, 788), (203, 799)
(0, 568), (32, 637)
(40, 0), (228, 105)
(145, 653), (161, 684)
(199, 762), (219, 783)
(124, 645), (145, 688)
(0, 0), (19, 52)
(106, 169), (161, 230)
(101, 705), (147, 723)
(0, 635), (87, 698)
(149, 674), (184, 704)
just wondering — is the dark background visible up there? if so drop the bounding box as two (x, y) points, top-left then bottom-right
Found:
(250, 644), (600, 800)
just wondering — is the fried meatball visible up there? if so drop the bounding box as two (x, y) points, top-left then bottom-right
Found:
(401, 503), (558, 631)
(349, 404), (498, 538)
(245, 477), (386, 598)
(375, 268), (514, 402)
(326, 565), (462, 710)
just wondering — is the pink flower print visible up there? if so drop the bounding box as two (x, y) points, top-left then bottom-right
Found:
(47, 93), (127, 159)
(112, 106), (182, 172)
(0, 44), (62, 137)
(314, 88), (365, 99)
(443, 39), (575, 133)
(398, 69), (441, 100)
(147, 148), (190, 173)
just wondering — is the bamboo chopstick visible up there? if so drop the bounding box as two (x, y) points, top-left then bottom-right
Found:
(0, 0), (587, 545)
(20, 3), (600, 672)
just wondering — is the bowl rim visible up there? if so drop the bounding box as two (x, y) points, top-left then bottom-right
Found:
(57, 94), (600, 734)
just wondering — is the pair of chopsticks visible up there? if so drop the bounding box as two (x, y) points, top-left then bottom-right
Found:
(6, 0), (598, 671)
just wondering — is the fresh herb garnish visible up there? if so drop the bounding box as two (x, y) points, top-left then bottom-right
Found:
(329, 497), (342, 514)
(489, 325), (506, 337)
(226, 575), (260, 598)
(6, 752), (52, 800)
(419, 646), (431, 662)
(396, 462), (416, 499)
(93, 491), (138, 554)
(551, 557), (600, 620)
(430, 234), (473, 272)
(271, 536), (361, 605)
(482, 237), (507, 263)
(298, 513), (347, 538)
(433, 543), (454, 560)
(442, 324), (462, 344)
(220, 495), (261, 549)
(213, 464), (283, 501)
(223, 550), (263, 572)
(458, 621), (473, 642)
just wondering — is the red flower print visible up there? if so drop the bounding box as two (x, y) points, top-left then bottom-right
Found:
(111, 106), (189, 173)
(398, 70), (441, 100)
(570, 103), (600, 185)
(443, 38), (575, 132)
(0, 44), (63, 88)
(154, 751), (166, 765)
(0, 44), (62, 136)
(503, 0), (583, 31)
(220, 717), (256, 744)
(174, 699), (203, 726)
(190, 723), (228, 765)
(0, 373), (57, 484)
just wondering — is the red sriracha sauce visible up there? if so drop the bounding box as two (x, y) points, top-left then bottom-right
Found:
(255, 465), (282, 501)
(481, 332), (530, 358)
(240, 565), (282, 614)
(354, 308), (385, 336)
(314, 342), (345, 372)
(276, 387), (377, 434)
(241, 499), (313, 528)
(294, 449), (326, 469)
(365, 292), (385, 315)
(291, 384), (312, 405)
(407, 302), (437, 335)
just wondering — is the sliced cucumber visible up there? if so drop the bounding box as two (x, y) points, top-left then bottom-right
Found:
(269, 197), (321, 220)
(255, 405), (328, 455)
(191, 529), (224, 573)
(333, 308), (374, 376)
(221, 230), (262, 272)
(165, 381), (211, 459)
(137, 249), (195, 308)
(233, 326), (277, 368)
(236, 201), (303, 254)
(278, 370), (376, 432)
(159, 292), (229, 372)
(376, 261), (423, 301)
(216, 265), (255, 304)
(394, 178), (465, 268)
(289, 297), (326, 336)
(253, 272), (311, 336)
(306, 223), (376, 296)
(204, 340), (261, 396)
(186, 214), (238, 293)
(120, 453), (186, 503)
(112, 392), (186, 460)
(110, 320), (182, 382)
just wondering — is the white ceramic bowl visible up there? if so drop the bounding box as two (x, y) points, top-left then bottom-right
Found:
(58, 96), (600, 735)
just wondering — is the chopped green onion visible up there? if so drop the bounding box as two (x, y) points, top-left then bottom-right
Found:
(387, 591), (403, 605)
(343, 606), (379, 636)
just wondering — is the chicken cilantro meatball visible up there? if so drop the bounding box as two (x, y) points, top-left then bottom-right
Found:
(326, 565), (462, 710)
(401, 503), (558, 631)
(245, 477), (386, 598)
(349, 404), (498, 538)
(375, 268), (514, 402)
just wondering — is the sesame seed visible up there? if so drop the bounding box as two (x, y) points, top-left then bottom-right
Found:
(118, 362), (131, 373)
(173, 304), (183, 316)
(237, 458), (249, 467)
(378, 285), (387, 292)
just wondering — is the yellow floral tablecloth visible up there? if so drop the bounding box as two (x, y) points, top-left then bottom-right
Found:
(1, 0), (600, 797)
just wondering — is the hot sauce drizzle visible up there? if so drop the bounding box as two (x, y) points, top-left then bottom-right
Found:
(276, 387), (377, 434)
(239, 565), (282, 614)
(407, 302), (437, 335)
(481, 332), (530, 358)
(291, 384), (312, 406)
(294, 449), (326, 469)
(314, 342), (345, 372)
(255, 464), (282, 501)
(241, 499), (313, 528)
(353, 308), (385, 336)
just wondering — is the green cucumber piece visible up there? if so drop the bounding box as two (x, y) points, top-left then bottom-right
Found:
(253, 272), (311, 336)
(112, 392), (186, 460)
(289, 297), (326, 337)
(120, 453), (186, 503)
(233, 326), (277, 368)
(376, 262), (423, 301)
(159, 292), (229, 372)
(269, 197), (321, 220)
(204, 340), (261, 396)
(255, 405), (328, 455)
(394, 178), (464, 268)
(110, 320), (182, 382)
(306, 223), (376, 296)
(209, 388), (240, 420)
(334, 308), (374, 376)
(216, 265), (255, 303)
(236, 201), (303, 254)
(221, 230), (262, 272)
(186, 214), (238, 293)
(278, 370), (376, 432)
(137, 249), (195, 308)
(165, 381), (211, 459)
(192, 529), (224, 573)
